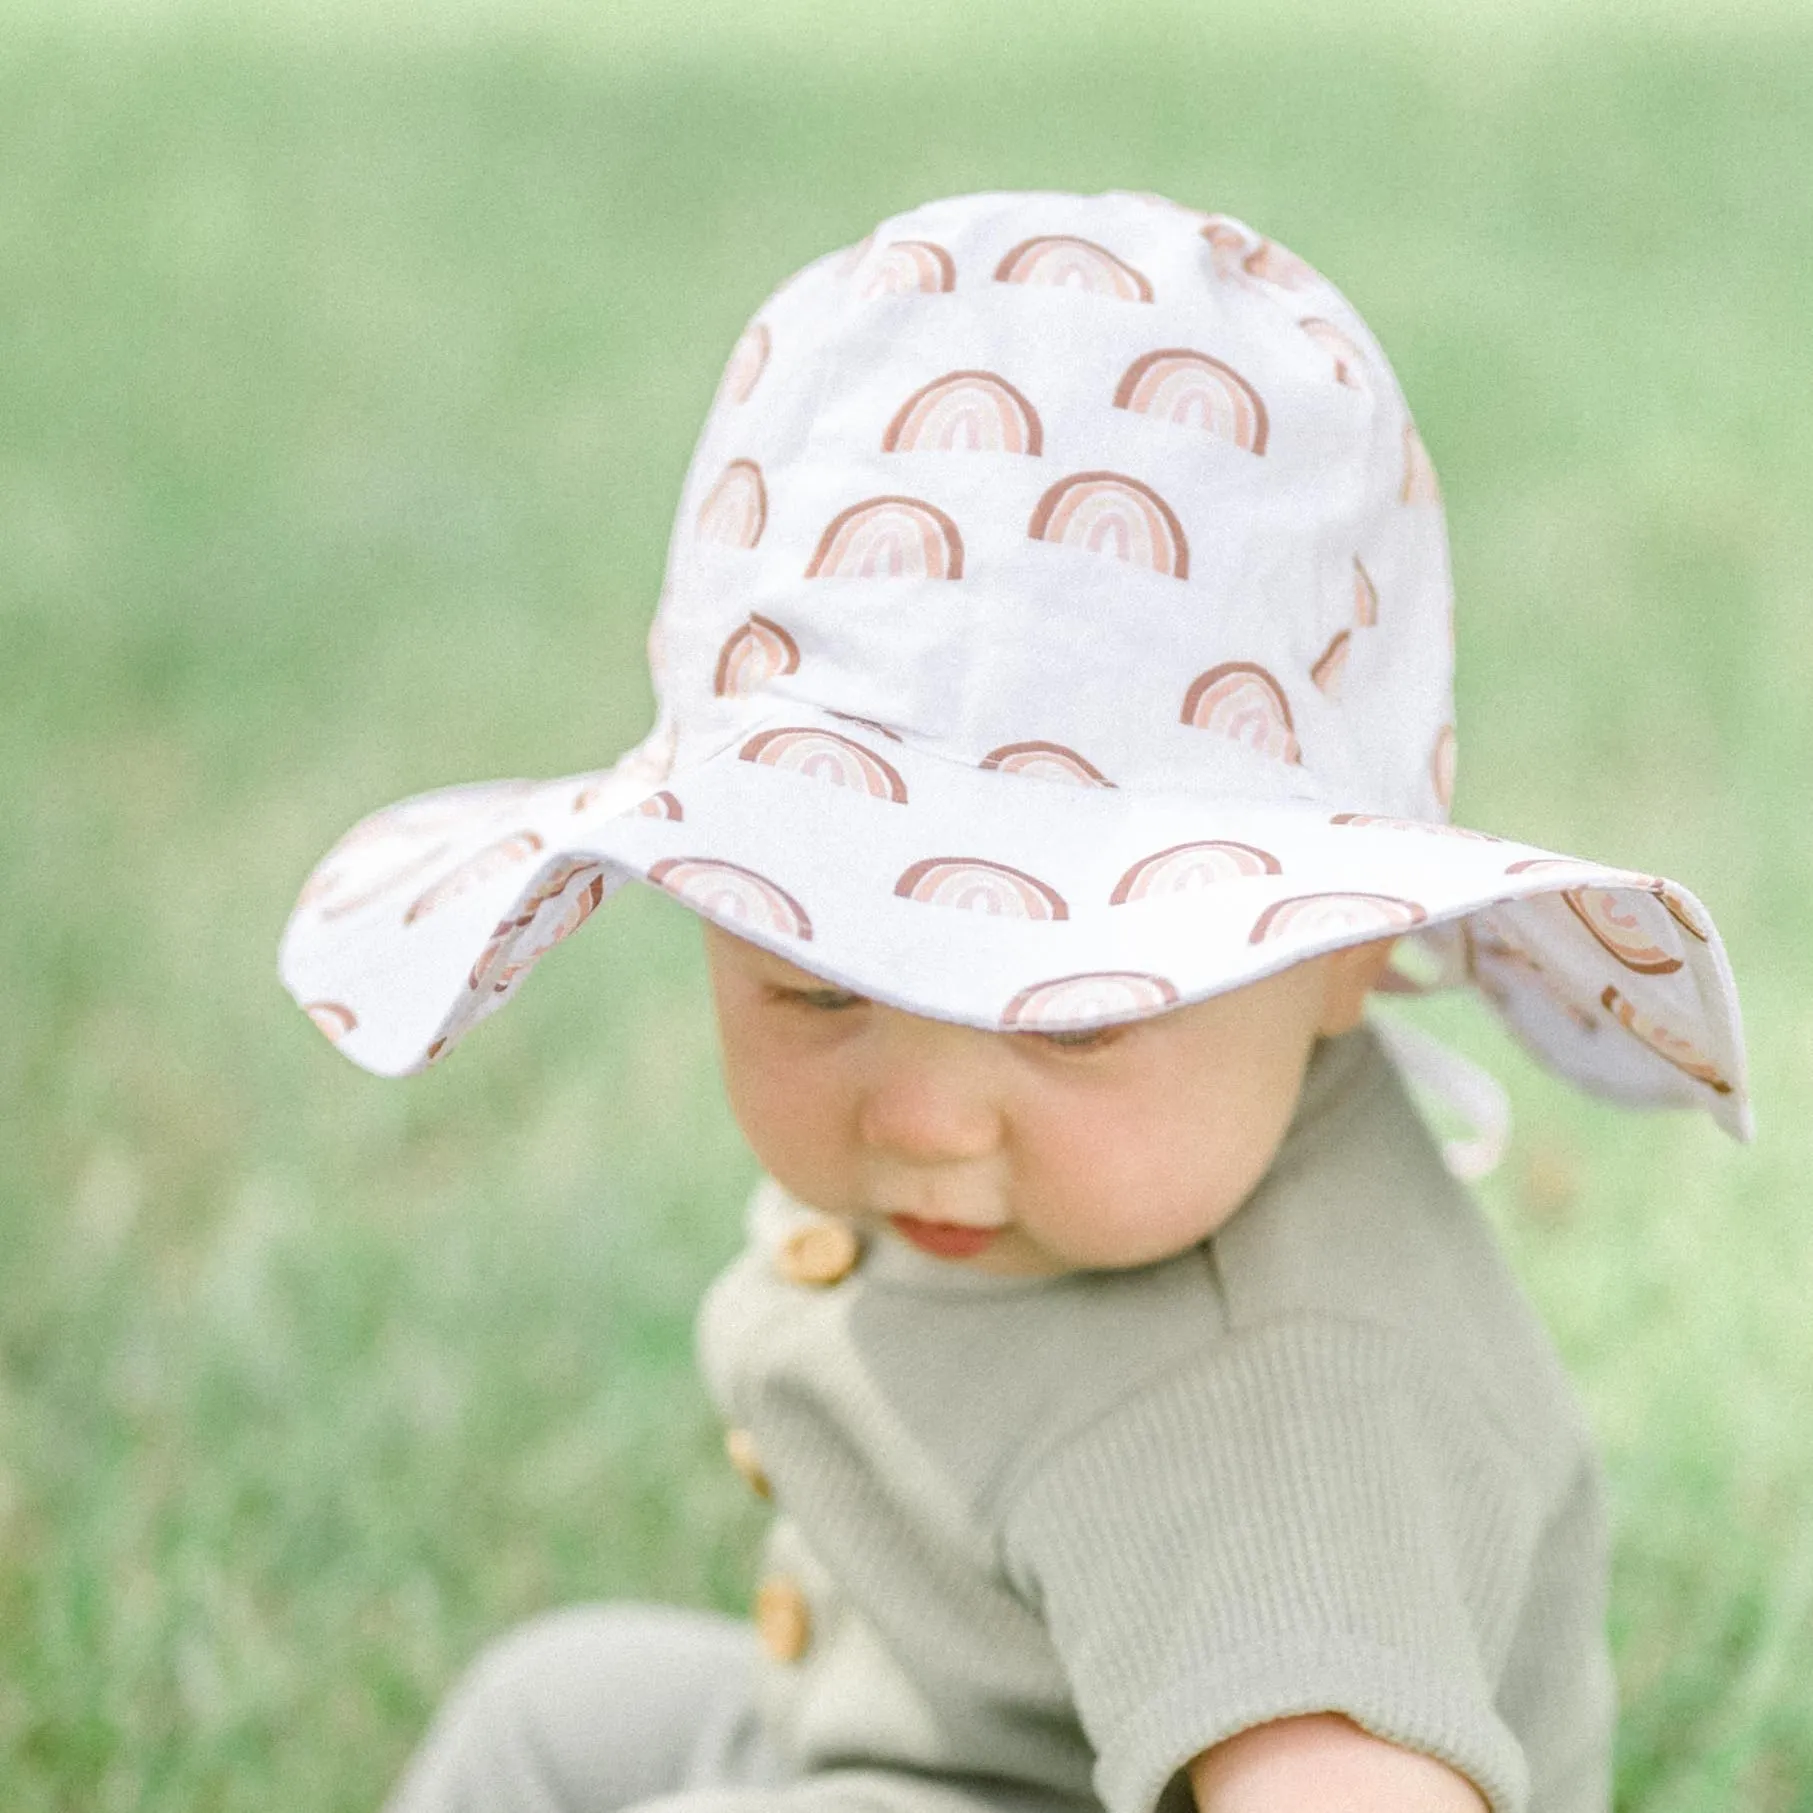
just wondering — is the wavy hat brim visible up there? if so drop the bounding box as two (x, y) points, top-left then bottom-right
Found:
(279, 704), (1750, 1141)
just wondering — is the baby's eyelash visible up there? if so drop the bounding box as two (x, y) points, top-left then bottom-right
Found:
(1036, 1025), (1124, 1052)
(776, 986), (866, 1011)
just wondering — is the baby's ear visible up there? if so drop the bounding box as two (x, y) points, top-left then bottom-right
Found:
(1316, 938), (1398, 1037)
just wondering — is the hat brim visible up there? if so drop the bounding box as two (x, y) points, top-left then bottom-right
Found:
(280, 705), (1750, 1140)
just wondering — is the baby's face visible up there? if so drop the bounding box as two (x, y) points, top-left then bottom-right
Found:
(702, 923), (1390, 1277)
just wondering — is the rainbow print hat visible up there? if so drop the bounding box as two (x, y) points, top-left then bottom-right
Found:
(279, 189), (1750, 1138)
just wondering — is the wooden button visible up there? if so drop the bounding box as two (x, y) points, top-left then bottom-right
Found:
(776, 1220), (861, 1287)
(755, 1575), (811, 1662)
(724, 1426), (771, 1499)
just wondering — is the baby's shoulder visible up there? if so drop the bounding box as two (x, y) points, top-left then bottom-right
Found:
(1208, 1029), (1593, 1473)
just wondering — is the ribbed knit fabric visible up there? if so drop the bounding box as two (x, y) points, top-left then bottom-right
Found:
(694, 1027), (1614, 1813)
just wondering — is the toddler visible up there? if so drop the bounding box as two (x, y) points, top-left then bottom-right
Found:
(281, 190), (1750, 1813)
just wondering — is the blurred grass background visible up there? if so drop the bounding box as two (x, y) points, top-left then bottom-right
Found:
(4, 0), (1811, 1806)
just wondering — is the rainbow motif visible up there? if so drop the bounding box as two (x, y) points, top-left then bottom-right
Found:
(318, 842), (451, 922)
(860, 240), (956, 297)
(714, 614), (801, 697)
(979, 742), (1112, 787)
(994, 235), (1152, 302)
(403, 832), (545, 925)
(1563, 887), (1685, 975)
(696, 459), (767, 549)
(1250, 892), (1427, 944)
(303, 1001), (357, 1042)
(1505, 856), (1598, 878)
(572, 728), (676, 813)
(1110, 840), (1281, 904)
(1299, 317), (1369, 391)
(806, 496), (964, 580)
(1311, 630), (1351, 698)
(649, 857), (813, 940)
(1181, 663), (1300, 763)
(1658, 885), (1711, 941)
(1028, 471), (1188, 578)
(1002, 971), (1179, 1029)
(635, 790), (684, 820)
(1353, 557), (1379, 627)
(894, 857), (1068, 920)
(738, 727), (908, 803)
(717, 321), (769, 406)
(1601, 986), (1732, 1093)
(1401, 422), (1441, 504)
(1242, 239), (1319, 290)
(882, 370), (1043, 455)
(468, 859), (609, 994)
(1431, 724), (1457, 810)
(1198, 217), (1255, 279)
(1113, 349), (1269, 455)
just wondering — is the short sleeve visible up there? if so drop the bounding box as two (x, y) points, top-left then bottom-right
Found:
(1000, 1317), (1549, 1813)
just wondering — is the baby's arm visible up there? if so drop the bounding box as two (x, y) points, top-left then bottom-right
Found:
(1189, 1716), (1488, 1813)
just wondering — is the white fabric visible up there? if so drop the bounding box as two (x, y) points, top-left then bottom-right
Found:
(278, 189), (1749, 1140)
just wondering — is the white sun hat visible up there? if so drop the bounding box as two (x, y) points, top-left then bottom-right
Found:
(279, 189), (1750, 1140)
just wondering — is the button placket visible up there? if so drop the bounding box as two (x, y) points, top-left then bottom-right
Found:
(755, 1575), (812, 1662)
(724, 1425), (772, 1498)
(775, 1218), (861, 1286)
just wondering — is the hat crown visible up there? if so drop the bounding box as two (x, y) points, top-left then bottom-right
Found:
(649, 190), (1456, 822)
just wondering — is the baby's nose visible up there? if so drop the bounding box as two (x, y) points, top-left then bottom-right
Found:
(855, 1020), (1005, 1164)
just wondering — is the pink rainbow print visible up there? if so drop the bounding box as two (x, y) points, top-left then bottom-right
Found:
(806, 496), (964, 580)
(303, 1001), (358, 1042)
(635, 790), (684, 820)
(895, 857), (1068, 921)
(882, 370), (1043, 455)
(738, 727), (908, 803)
(1311, 630), (1351, 698)
(1431, 724), (1457, 811)
(1299, 317), (1369, 391)
(714, 614), (800, 697)
(1401, 422), (1441, 505)
(1242, 238), (1319, 291)
(1601, 987), (1732, 1093)
(403, 832), (545, 925)
(1658, 885), (1711, 941)
(649, 857), (813, 940)
(717, 321), (770, 406)
(316, 840), (450, 923)
(1563, 887), (1685, 975)
(696, 459), (767, 549)
(468, 859), (609, 994)
(979, 742), (1113, 788)
(1028, 471), (1189, 579)
(860, 240), (956, 298)
(1113, 349), (1269, 455)
(1505, 856), (1598, 878)
(1181, 662), (1301, 763)
(1111, 839), (1282, 904)
(1199, 218), (1255, 279)
(994, 235), (1152, 302)
(1250, 892), (1428, 945)
(1002, 971), (1179, 1029)
(1353, 557), (1379, 626)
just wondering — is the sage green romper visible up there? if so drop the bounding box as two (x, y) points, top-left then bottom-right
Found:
(389, 1027), (1613, 1813)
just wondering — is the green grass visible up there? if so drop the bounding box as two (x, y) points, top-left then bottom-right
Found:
(3, 3), (1811, 1806)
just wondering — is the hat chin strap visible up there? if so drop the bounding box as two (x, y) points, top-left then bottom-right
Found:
(1366, 1013), (1511, 1183)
